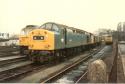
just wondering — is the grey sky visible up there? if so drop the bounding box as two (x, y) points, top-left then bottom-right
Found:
(0, 0), (125, 34)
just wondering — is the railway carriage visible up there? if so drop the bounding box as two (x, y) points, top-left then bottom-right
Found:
(94, 36), (99, 46)
(89, 33), (96, 47)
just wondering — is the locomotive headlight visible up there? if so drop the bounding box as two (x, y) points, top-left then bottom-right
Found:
(33, 36), (37, 40)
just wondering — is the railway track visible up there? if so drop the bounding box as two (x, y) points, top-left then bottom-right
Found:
(41, 46), (105, 83)
(0, 55), (28, 66)
(0, 60), (33, 82)
(0, 61), (56, 82)
(0, 51), (19, 57)
(0, 46), (19, 52)
(0, 45), (27, 66)
(0, 46), (19, 57)
(0, 46), (104, 83)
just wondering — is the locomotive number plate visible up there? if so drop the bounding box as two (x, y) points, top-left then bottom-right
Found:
(33, 36), (44, 40)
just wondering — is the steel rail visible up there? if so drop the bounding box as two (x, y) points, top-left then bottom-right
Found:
(41, 47), (102, 83)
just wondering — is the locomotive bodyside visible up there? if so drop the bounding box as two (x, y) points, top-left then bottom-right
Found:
(28, 22), (100, 63)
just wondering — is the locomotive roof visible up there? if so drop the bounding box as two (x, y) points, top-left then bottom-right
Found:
(41, 22), (86, 33)
(22, 25), (38, 31)
(40, 22), (96, 35)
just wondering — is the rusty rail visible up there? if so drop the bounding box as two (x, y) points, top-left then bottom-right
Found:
(41, 47), (103, 83)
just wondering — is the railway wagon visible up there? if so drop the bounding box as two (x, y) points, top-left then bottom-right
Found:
(84, 32), (97, 48)
(19, 25), (38, 55)
(28, 22), (100, 63)
(104, 35), (113, 45)
(90, 34), (96, 46)
(97, 36), (102, 45)
(94, 35), (101, 46)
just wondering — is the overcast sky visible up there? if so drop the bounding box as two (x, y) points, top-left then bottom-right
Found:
(0, 0), (125, 34)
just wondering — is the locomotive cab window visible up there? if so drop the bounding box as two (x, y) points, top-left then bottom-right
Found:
(45, 23), (52, 30)
(40, 24), (46, 29)
(20, 31), (25, 35)
(20, 30), (29, 35)
(40, 23), (59, 32)
(52, 24), (59, 32)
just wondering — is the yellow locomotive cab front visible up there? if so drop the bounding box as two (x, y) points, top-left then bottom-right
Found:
(104, 35), (113, 45)
(28, 29), (55, 50)
(19, 35), (29, 46)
